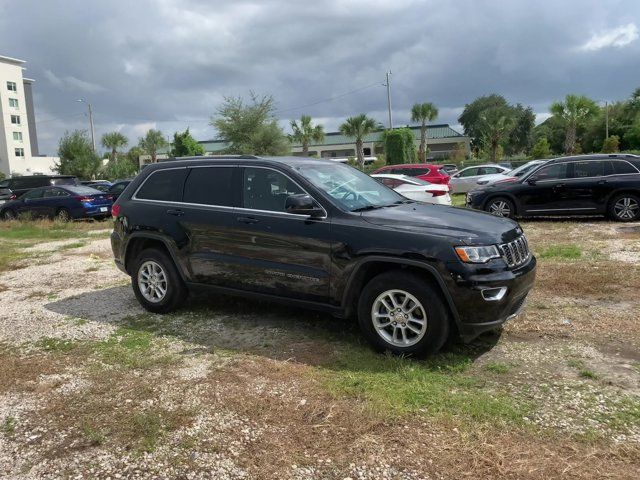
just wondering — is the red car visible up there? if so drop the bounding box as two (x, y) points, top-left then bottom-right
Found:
(372, 163), (451, 185)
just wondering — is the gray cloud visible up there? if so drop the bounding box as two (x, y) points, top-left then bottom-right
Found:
(1, 0), (639, 155)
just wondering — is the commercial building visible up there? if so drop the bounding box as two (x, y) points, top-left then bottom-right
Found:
(0, 54), (57, 177)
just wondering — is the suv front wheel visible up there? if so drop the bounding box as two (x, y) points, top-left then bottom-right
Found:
(132, 248), (187, 313)
(357, 271), (450, 356)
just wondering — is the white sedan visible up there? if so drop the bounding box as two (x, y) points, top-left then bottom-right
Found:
(371, 174), (452, 205)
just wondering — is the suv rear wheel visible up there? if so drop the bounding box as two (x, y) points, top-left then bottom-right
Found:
(132, 248), (187, 313)
(357, 271), (450, 356)
(609, 193), (640, 222)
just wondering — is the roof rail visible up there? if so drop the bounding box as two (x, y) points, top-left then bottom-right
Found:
(161, 154), (261, 162)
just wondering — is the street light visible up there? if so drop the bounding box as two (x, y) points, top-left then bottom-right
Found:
(77, 99), (96, 152)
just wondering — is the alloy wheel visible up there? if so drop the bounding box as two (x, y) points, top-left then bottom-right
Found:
(370, 289), (427, 347)
(57, 209), (70, 221)
(614, 197), (639, 220)
(489, 200), (511, 217)
(137, 260), (168, 303)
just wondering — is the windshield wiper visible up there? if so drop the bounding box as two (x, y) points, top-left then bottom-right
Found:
(351, 201), (409, 212)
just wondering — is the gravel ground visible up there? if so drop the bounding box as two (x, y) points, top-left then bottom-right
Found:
(1, 221), (639, 479)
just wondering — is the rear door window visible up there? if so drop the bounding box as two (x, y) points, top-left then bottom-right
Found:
(22, 188), (45, 200)
(458, 168), (478, 177)
(608, 160), (639, 175)
(136, 169), (187, 202)
(571, 161), (604, 178)
(183, 167), (236, 206)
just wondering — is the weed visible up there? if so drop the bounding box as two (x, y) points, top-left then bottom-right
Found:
(37, 337), (76, 353)
(579, 370), (598, 380)
(2, 416), (17, 436)
(567, 359), (585, 369)
(485, 362), (510, 374)
(93, 327), (175, 370)
(81, 420), (105, 446)
(539, 244), (582, 259)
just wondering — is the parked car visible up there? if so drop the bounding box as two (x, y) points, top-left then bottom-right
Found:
(372, 163), (451, 185)
(111, 156), (535, 356)
(466, 154), (640, 221)
(81, 180), (113, 192)
(440, 164), (459, 175)
(449, 165), (511, 193)
(0, 175), (78, 204)
(475, 160), (547, 188)
(371, 174), (452, 205)
(106, 180), (131, 200)
(0, 185), (113, 221)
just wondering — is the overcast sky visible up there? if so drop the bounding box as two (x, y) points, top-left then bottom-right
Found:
(1, 0), (639, 155)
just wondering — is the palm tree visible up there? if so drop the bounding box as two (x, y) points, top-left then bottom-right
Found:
(550, 94), (599, 154)
(138, 129), (168, 163)
(290, 115), (325, 156)
(339, 114), (379, 169)
(101, 132), (128, 164)
(411, 102), (438, 162)
(480, 107), (515, 162)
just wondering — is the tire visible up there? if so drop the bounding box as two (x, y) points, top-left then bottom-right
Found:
(131, 248), (188, 313)
(357, 271), (450, 356)
(608, 193), (640, 222)
(56, 208), (71, 222)
(1, 209), (16, 221)
(485, 197), (515, 218)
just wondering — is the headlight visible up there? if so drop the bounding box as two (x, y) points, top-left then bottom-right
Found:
(454, 245), (501, 263)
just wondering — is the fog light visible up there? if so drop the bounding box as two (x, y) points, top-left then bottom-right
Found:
(481, 286), (507, 301)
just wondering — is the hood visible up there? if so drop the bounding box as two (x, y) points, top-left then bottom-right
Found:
(361, 202), (522, 245)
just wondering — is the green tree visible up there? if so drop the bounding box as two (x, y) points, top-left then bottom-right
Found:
(211, 93), (290, 155)
(125, 146), (144, 171)
(55, 130), (101, 179)
(601, 135), (620, 153)
(480, 106), (515, 162)
(411, 102), (438, 162)
(290, 115), (325, 156)
(530, 137), (551, 159)
(506, 104), (535, 155)
(170, 128), (205, 157)
(624, 117), (640, 149)
(339, 114), (380, 169)
(100, 131), (128, 164)
(138, 129), (168, 163)
(382, 128), (416, 165)
(549, 94), (600, 155)
(458, 94), (510, 150)
(103, 155), (138, 180)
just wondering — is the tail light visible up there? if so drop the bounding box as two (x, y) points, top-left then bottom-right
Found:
(106, 194), (114, 201)
(74, 196), (94, 202)
(426, 189), (447, 197)
(112, 204), (121, 217)
(9, 194), (16, 200)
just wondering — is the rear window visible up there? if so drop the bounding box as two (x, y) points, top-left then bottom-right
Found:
(183, 167), (235, 206)
(136, 169), (187, 202)
(51, 177), (78, 186)
(404, 168), (430, 176)
(64, 186), (103, 195)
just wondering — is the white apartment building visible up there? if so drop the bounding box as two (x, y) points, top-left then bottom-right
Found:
(0, 54), (57, 177)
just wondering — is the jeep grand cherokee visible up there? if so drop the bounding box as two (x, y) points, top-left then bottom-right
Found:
(111, 156), (536, 356)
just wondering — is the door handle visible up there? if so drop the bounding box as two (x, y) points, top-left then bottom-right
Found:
(166, 209), (184, 216)
(237, 216), (259, 224)
(597, 180), (608, 185)
(554, 183), (566, 189)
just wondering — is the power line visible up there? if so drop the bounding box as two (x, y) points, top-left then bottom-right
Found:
(274, 81), (382, 115)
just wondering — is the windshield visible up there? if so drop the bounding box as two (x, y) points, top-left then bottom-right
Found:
(508, 162), (543, 177)
(295, 163), (405, 212)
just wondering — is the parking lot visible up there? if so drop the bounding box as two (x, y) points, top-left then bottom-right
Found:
(0, 218), (639, 479)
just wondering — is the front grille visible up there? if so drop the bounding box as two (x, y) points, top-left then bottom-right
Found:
(498, 235), (530, 268)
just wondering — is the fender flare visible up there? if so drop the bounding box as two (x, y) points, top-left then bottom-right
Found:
(123, 232), (188, 281)
(341, 255), (462, 329)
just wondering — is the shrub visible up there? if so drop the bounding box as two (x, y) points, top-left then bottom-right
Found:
(382, 128), (416, 165)
(602, 135), (620, 153)
(530, 137), (551, 159)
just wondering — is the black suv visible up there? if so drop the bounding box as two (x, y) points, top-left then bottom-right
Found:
(466, 154), (640, 221)
(111, 156), (536, 356)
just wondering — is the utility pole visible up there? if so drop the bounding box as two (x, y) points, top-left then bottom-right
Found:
(384, 70), (393, 129)
(77, 99), (96, 152)
(605, 101), (609, 140)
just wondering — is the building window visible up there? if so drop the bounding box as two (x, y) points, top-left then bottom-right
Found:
(9, 98), (19, 109)
(11, 115), (20, 125)
(15, 148), (25, 157)
(7, 81), (17, 92)
(13, 132), (23, 142)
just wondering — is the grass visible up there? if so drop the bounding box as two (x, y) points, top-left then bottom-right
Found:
(2, 416), (17, 436)
(451, 193), (466, 207)
(484, 361), (511, 374)
(321, 346), (530, 426)
(579, 369), (598, 380)
(538, 244), (582, 260)
(93, 327), (175, 370)
(37, 337), (77, 353)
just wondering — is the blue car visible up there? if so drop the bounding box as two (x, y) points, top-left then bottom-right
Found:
(0, 185), (113, 221)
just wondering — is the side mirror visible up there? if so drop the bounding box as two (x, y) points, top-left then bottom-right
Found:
(285, 193), (324, 217)
(527, 178), (537, 186)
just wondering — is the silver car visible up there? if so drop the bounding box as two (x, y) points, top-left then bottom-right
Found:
(449, 164), (511, 193)
(475, 160), (547, 188)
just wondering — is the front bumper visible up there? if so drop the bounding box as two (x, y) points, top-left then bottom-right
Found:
(447, 256), (537, 342)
